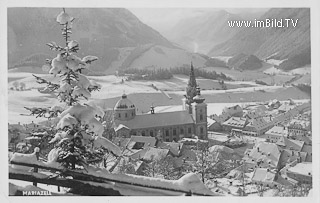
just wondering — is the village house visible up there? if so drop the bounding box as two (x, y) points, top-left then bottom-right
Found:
(222, 117), (248, 132)
(264, 126), (288, 143)
(286, 162), (312, 184)
(242, 142), (282, 172)
(242, 117), (273, 136)
(275, 137), (305, 152)
(287, 119), (311, 137)
(251, 168), (278, 187)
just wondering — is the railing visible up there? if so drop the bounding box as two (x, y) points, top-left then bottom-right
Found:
(9, 160), (218, 196)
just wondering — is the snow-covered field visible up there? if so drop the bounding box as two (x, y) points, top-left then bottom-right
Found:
(8, 68), (311, 124)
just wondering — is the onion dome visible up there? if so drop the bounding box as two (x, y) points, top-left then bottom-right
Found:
(114, 93), (135, 110)
(193, 86), (205, 103)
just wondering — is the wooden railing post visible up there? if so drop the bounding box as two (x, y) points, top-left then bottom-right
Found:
(33, 147), (40, 186)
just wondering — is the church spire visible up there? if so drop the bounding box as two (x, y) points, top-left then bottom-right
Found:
(188, 62), (197, 88)
(186, 62), (197, 104)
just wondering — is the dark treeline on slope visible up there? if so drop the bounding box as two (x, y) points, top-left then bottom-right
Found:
(121, 66), (232, 81)
(122, 68), (173, 80)
(170, 66), (231, 81)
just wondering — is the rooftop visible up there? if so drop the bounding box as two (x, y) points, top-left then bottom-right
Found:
(276, 137), (305, 151)
(288, 162), (312, 176)
(222, 117), (247, 127)
(115, 111), (194, 130)
(251, 168), (276, 183)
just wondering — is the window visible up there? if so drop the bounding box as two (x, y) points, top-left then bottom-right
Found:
(166, 130), (169, 137)
(142, 131), (145, 136)
(200, 114), (203, 121)
(180, 128), (184, 134)
(200, 127), (204, 134)
(132, 142), (145, 150)
(188, 127), (191, 134)
(150, 131), (154, 137)
(166, 139), (170, 142)
(118, 113), (121, 118)
(125, 113), (128, 118)
(132, 112), (134, 117)
(173, 129), (177, 136)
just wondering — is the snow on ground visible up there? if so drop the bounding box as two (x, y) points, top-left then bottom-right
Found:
(8, 69), (310, 124)
(266, 59), (287, 66)
(9, 180), (69, 195)
(289, 65), (311, 75)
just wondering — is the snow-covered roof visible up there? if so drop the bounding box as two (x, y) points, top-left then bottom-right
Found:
(251, 168), (276, 184)
(158, 142), (183, 156)
(245, 117), (271, 131)
(129, 136), (157, 148)
(279, 149), (307, 164)
(115, 124), (130, 132)
(115, 111), (194, 130)
(243, 142), (282, 168)
(287, 162), (312, 176)
(222, 117), (247, 128)
(275, 137), (304, 151)
(114, 94), (135, 110)
(209, 145), (234, 154)
(265, 126), (288, 137)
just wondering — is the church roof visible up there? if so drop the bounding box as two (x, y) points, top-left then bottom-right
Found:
(114, 94), (135, 110)
(115, 111), (194, 130)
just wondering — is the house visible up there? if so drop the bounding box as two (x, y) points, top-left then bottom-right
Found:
(264, 126), (288, 143)
(222, 105), (243, 117)
(222, 117), (248, 132)
(268, 99), (281, 109)
(114, 124), (131, 138)
(157, 141), (184, 157)
(286, 162), (312, 184)
(251, 168), (278, 187)
(275, 137), (305, 152)
(278, 103), (295, 113)
(130, 147), (169, 161)
(126, 136), (157, 150)
(287, 119), (311, 137)
(301, 145), (312, 162)
(207, 117), (222, 131)
(244, 105), (267, 119)
(279, 149), (307, 168)
(243, 117), (273, 136)
(242, 142), (282, 171)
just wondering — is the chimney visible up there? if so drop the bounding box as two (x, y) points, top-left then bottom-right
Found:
(150, 105), (155, 114)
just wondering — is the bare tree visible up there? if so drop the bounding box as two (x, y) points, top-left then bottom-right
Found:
(12, 81), (20, 90)
(19, 82), (26, 91)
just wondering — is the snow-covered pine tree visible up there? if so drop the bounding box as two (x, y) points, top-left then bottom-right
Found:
(24, 8), (120, 170)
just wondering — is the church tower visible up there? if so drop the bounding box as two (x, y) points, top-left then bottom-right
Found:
(191, 86), (207, 139)
(114, 93), (136, 121)
(184, 62), (198, 113)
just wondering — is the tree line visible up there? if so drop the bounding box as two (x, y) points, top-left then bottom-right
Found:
(120, 66), (232, 81)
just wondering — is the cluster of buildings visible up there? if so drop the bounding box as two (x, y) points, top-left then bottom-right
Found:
(208, 99), (312, 191)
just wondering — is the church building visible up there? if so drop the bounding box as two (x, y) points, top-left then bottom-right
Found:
(113, 63), (207, 142)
